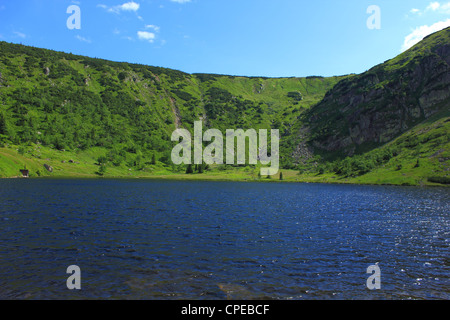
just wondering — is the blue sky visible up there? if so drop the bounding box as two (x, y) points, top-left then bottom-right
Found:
(0, 0), (449, 77)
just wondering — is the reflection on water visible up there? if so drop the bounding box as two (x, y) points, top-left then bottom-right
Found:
(0, 179), (448, 299)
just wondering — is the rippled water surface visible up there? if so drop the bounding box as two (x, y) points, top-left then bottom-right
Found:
(0, 179), (448, 299)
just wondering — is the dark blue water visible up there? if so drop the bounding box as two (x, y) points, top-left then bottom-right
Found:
(0, 179), (448, 300)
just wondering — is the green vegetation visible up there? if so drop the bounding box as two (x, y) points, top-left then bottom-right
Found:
(0, 27), (449, 186)
(0, 40), (343, 174)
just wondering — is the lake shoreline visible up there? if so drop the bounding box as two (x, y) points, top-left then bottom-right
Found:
(2, 146), (448, 188)
(2, 173), (448, 188)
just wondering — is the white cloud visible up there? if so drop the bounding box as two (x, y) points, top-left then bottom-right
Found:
(427, 2), (441, 11)
(98, 2), (140, 14)
(137, 31), (155, 43)
(76, 35), (92, 43)
(401, 18), (450, 52)
(120, 1), (140, 11)
(410, 8), (421, 14)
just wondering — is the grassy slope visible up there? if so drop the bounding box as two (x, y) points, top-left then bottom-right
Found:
(2, 111), (448, 187)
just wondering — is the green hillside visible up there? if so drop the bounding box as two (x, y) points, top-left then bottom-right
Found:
(0, 27), (449, 186)
(0, 41), (343, 170)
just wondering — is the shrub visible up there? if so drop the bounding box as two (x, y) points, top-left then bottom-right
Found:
(118, 72), (127, 81)
(287, 92), (303, 101)
(97, 164), (107, 176)
(427, 176), (450, 184)
(97, 155), (107, 165)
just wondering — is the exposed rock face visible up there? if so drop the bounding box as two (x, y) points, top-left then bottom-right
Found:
(302, 32), (450, 159)
(290, 127), (316, 166)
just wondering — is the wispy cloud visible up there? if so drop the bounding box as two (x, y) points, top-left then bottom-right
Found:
(401, 18), (450, 52)
(13, 31), (26, 39)
(98, 2), (163, 44)
(169, 0), (191, 3)
(137, 31), (156, 43)
(427, 2), (441, 11)
(76, 35), (92, 43)
(426, 1), (450, 13)
(98, 1), (140, 14)
(408, 1), (450, 15)
(145, 24), (160, 32)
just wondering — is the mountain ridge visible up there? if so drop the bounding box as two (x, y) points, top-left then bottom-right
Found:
(0, 27), (449, 185)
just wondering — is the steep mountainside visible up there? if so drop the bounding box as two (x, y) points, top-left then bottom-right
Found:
(302, 27), (450, 160)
